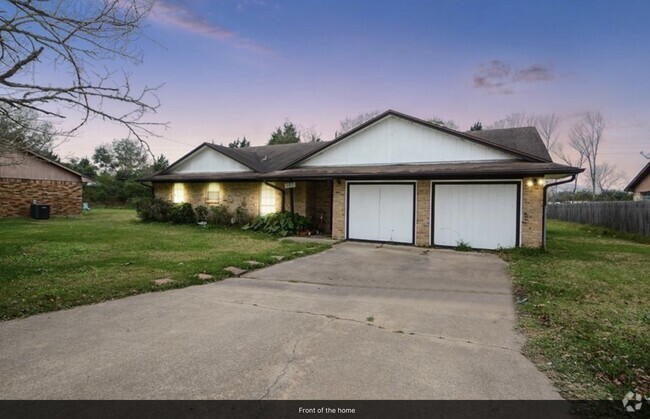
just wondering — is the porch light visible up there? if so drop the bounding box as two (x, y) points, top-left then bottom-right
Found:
(537, 178), (545, 186)
(526, 179), (535, 187)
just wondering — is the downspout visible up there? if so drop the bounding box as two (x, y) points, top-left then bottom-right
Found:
(264, 181), (285, 212)
(542, 174), (577, 248)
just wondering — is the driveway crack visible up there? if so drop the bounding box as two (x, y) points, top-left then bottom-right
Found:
(258, 318), (333, 400)
(211, 298), (518, 354)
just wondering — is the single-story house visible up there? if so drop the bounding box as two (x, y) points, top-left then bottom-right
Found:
(142, 110), (582, 249)
(0, 150), (87, 217)
(625, 161), (650, 201)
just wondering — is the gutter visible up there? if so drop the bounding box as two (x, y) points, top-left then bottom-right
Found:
(542, 174), (577, 248)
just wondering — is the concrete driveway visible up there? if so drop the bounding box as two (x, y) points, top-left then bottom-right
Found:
(0, 242), (560, 399)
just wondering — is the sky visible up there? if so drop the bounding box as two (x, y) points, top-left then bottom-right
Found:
(53, 0), (650, 185)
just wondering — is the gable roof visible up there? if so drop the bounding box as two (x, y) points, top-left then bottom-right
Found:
(625, 161), (650, 192)
(143, 110), (577, 183)
(284, 110), (551, 169)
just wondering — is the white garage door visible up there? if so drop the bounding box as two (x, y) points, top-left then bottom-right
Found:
(433, 183), (519, 249)
(347, 183), (415, 244)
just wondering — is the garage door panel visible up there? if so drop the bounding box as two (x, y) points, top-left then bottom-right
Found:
(347, 183), (414, 244)
(378, 184), (414, 243)
(433, 183), (519, 249)
(348, 185), (381, 241)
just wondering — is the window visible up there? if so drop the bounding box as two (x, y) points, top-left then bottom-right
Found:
(172, 183), (185, 203)
(260, 184), (276, 215)
(641, 192), (650, 201)
(206, 183), (220, 203)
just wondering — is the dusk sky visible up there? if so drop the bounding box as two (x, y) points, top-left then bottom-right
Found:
(56, 0), (650, 184)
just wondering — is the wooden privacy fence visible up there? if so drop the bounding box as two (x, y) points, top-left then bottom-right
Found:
(547, 201), (650, 236)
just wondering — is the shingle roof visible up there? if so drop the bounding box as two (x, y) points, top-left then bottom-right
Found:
(625, 161), (650, 192)
(232, 142), (327, 172)
(467, 127), (553, 162)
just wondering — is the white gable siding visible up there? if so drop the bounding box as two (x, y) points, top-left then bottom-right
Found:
(301, 116), (515, 167)
(170, 147), (252, 173)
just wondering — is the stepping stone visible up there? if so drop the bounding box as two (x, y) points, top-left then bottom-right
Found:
(292, 251), (305, 255)
(224, 266), (247, 276)
(196, 273), (213, 280)
(271, 256), (285, 261)
(153, 278), (173, 286)
(245, 260), (263, 266)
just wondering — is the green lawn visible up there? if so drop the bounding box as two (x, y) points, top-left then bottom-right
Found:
(502, 220), (649, 400)
(0, 209), (330, 320)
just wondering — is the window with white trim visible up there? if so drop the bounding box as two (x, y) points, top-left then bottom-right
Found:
(206, 183), (220, 203)
(172, 183), (185, 203)
(260, 184), (276, 215)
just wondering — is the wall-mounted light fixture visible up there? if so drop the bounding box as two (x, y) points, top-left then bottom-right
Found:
(526, 178), (546, 187)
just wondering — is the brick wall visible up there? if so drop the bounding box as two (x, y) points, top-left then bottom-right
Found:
(153, 181), (263, 217)
(415, 180), (431, 246)
(521, 177), (545, 247)
(331, 180), (346, 240)
(0, 178), (82, 217)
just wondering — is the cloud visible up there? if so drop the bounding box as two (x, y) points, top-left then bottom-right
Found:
(473, 60), (554, 94)
(150, 0), (271, 54)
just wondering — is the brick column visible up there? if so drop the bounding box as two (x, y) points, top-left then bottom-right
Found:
(331, 180), (346, 240)
(415, 180), (431, 246)
(521, 177), (544, 248)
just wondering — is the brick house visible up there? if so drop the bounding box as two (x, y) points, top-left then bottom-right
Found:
(142, 110), (583, 249)
(625, 161), (650, 201)
(0, 150), (86, 217)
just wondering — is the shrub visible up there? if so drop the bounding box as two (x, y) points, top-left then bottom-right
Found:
(243, 211), (311, 236)
(170, 203), (196, 224)
(209, 204), (232, 226)
(195, 205), (210, 223)
(136, 197), (174, 222)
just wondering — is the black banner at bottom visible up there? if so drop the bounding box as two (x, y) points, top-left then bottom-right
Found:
(0, 400), (643, 419)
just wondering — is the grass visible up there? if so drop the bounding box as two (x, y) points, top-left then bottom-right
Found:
(0, 209), (330, 321)
(501, 220), (649, 400)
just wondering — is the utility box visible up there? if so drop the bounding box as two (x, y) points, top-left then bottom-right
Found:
(30, 204), (51, 220)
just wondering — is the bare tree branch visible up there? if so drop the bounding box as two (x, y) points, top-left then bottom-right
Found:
(568, 111), (605, 200)
(0, 0), (164, 160)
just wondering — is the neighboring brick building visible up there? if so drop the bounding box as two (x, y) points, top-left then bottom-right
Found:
(625, 161), (650, 201)
(143, 110), (583, 249)
(0, 151), (86, 217)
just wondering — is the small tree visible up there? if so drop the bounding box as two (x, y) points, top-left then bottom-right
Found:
(337, 111), (381, 136)
(469, 121), (483, 131)
(92, 138), (150, 179)
(67, 157), (97, 179)
(151, 154), (169, 172)
(428, 116), (459, 130)
(569, 112), (605, 200)
(228, 137), (251, 148)
(268, 122), (300, 145)
(0, 110), (59, 162)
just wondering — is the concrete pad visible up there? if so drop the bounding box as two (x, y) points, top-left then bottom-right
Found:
(281, 236), (338, 245)
(245, 261), (264, 267)
(0, 241), (560, 400)
(153, 278), (173, 286)
(224, 267), (247, 276)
